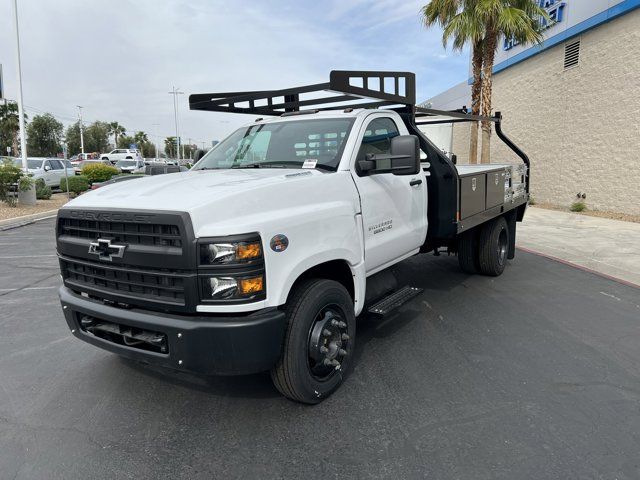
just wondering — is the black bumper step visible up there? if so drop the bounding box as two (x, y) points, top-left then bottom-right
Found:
(368, 286), (423, 316)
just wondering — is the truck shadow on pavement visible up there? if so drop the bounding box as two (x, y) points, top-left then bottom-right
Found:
(117, 254), (475, 401)
(118, 358), (279, 399)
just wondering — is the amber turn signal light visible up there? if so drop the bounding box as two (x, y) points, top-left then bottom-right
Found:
(238, 275), (264, 295)
(236, 242), (262, 260)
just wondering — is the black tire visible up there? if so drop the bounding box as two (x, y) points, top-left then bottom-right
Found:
(271, 278), (355, 404)
(478, 216), (509, 276)
(458, 228), (480, 274)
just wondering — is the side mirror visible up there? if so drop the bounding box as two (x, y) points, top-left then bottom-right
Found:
(44, 165), (52, 171)
(357, 135), (420, 176)
(194, 149), (206, 162)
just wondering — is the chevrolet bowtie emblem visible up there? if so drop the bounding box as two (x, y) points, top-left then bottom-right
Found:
(88, 238), (126, 261)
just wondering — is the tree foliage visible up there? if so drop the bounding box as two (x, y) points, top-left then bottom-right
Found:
(26, 113), (64, 157)
(109, 122), (126, 146)
(84, 121), (111, 154)
(65, 120), (111, 155)
(164, 136), (177, 159)
(421, 0), (547, 163)
(64, 121), (82, 156)
(0, 103), (27, 157)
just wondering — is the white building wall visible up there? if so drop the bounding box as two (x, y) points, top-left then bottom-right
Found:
(488, 8), (640, 214)
(430, 9), (640, 214)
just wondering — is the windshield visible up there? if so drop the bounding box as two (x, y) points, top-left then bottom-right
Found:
(13, 159), (43, 169)
(192, 118), (355, 171)
(116, 160), (137, 167)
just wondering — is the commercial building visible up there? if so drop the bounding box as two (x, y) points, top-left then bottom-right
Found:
(423, 0), (640, 214)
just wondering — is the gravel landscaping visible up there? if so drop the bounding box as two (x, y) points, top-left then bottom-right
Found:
(0, 193), (70, 222)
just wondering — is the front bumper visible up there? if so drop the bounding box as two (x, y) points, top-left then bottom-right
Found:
(59, 286), (286, 375)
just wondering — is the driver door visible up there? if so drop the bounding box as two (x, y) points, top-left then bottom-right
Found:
(350, 116), (427, 273)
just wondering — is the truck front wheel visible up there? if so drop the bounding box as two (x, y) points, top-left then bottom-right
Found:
(478, 216), (509, 276)
(271, 279), (355, 404)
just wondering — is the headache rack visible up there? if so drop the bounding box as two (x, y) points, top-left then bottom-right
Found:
(188, 70), (528, 187)
(189, 70), (530, 240)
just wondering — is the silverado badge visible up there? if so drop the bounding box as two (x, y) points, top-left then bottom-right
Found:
(88, 238), (126, 261)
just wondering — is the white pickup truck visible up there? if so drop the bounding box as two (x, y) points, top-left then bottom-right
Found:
(56, 71), (529, 403)
(100, 149), (142, 163)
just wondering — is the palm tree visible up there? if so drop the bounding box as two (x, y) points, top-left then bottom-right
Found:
(164, 136), (176, 159)
(476, 0), (547, 162)
(0, 103), (28, 156)
(422, 0), (484, 163)
(134, 131), (148, 144)
(422, 0), (547, 163)
(109, 122), (126, 147)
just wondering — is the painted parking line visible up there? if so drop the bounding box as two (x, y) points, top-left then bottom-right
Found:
(0, 255), (58, 259)
(0, 286), (58, 292)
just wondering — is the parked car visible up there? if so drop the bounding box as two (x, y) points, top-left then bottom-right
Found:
(74, 159), (112, 175)
(100, 149), (142, 163)
(13, 157), (74, 188)
(115, 159), (146, 173)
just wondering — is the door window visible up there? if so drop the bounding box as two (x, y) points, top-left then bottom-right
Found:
(50, 160), (64, 170)
(356, 118), (400, 169)
(356, 117), (400, 170)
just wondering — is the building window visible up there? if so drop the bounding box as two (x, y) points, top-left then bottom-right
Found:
(564, 39), (580, 70)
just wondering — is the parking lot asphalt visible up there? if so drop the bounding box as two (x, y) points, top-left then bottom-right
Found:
(1, 219), (639, 480)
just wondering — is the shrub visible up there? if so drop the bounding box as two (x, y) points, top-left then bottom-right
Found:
(570, 201), (586, 212)
(528, 196), (536, 206)
(35, 178), (52, 200)
(60, 175), (90, 196)
(81, 163), (119, 183)
(0, 159), (27, 206)
(18, 175), (34, 192)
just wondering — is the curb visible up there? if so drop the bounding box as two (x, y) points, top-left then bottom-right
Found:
(517, 246), (640, 290)
(0, 210), (59, 231)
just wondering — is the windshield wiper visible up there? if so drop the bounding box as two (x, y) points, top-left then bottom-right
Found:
(231, 162), (289, 169)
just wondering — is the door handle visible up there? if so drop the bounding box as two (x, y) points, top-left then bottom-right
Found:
(409, 179), (422, 187)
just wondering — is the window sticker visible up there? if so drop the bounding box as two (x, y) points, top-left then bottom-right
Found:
(302, 159), (317, 169)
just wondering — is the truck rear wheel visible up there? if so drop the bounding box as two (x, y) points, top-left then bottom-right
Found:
(478, 216), (509, 276)
(458, 228), (480, 274)
(271, 279), (355, 404)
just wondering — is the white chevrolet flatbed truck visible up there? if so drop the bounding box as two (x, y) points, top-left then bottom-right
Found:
(56, 71), (529, 403)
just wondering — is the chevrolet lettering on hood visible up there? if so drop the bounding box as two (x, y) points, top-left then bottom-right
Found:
(69, 211), (156, 223)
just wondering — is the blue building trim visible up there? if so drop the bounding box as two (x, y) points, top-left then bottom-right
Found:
(467, 0), (640, 83)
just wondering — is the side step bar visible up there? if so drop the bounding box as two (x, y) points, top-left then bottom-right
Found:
(367, 286), (423, 316)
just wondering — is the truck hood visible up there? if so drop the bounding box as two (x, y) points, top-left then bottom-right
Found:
(61, 168), (360, 236)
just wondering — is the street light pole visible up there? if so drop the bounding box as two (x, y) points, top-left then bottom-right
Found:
(168, 87), (184, 161)
(11, 0), (28, 170)
(77, 105), (85, 155)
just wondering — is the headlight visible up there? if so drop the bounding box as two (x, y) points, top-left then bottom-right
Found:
(201, 274), (265, 300)
(199, 239), (262, 265)
(197, 234), (266, 303)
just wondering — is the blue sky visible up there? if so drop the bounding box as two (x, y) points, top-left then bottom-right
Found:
(0, 0), (470, 146)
